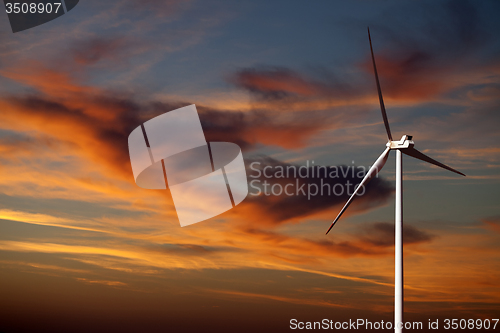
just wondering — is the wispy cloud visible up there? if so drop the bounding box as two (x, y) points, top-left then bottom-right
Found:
(203, 288), (354, 309)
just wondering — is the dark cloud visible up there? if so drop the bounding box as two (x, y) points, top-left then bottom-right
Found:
(403, 224), (435, 244)
(197, 106), (328, 150)
(235, 221), (435, 260)
(0, 68), (329, 186)
(3, 94), (149, 176)
(4, 83), (394, 227)
(230, 66), (359, 103)
(231, 67), (321, 101)
(328, 221), (435, 256)
(235, 155), (394, 225)
(237, 227), (388, 258)
(358, 222), (435, 247)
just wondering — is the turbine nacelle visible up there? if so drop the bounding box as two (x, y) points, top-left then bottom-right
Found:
(387, 135), (414, 150)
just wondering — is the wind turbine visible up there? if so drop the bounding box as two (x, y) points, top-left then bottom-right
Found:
(325, 28), (465, 333)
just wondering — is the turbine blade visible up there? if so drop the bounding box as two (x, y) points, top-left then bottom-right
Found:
(402, 148), (466, 176)
(368, 27), (393, 141)
(326, 147), (391, 235)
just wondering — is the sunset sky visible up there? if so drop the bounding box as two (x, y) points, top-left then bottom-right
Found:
(0, 1), (499, 332)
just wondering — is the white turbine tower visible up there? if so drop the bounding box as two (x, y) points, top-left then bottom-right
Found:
(325, 28), (465, 333)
